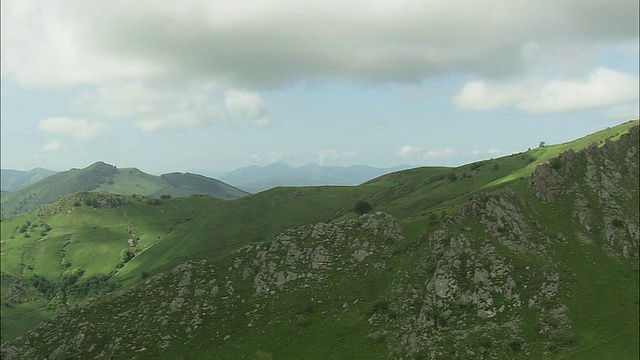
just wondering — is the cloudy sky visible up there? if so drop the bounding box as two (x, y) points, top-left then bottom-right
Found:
(1, 0), (638, 174)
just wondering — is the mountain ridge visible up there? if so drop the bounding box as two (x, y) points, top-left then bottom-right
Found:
(0, 162), (248, 218)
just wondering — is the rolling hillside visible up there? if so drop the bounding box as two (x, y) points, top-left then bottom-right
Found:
(0, 162), (248, 218)
(0, 121), (638, 359)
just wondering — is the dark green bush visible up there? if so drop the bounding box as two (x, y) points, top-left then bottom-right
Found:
(509, 341), (522, 352)
(353, 200), (372, 215)
(612, 219), (624, 228)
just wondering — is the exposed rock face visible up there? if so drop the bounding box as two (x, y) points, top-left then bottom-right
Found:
(385, 191), (573, 359)
(245, 212), (403, 295)
(529, 126), (639, 259)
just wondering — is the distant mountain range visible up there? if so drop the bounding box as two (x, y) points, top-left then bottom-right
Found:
(218, 162), (412, 193)
(2, 162), (411, 197)
(0, 161), (248, 218)
(1, 168), (58, 192)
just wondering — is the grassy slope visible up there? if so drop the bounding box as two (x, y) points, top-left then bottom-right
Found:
(1, 120), (637, 348)
(115, 185), (382, 283)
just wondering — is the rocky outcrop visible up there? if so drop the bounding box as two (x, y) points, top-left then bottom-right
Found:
(385, 189), (574, 359)
(243, 212), (403, 296)
(529, 126), (639, 259)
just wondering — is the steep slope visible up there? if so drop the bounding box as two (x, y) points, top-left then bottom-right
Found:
(0, 162), (248, 218)
(0, 168), (57, 192)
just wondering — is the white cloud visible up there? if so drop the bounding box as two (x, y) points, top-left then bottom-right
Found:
(2, 0), (637, 141)
(224, 90), (270, 125)
(38, 117), (106, 139)
(225, 90), (267, 118)
(73, 82), (219, 132)
(2, 1), (637, 89)
(521, 68), (639, 113)
(71, 84), (270, 132)
(42, 140), (61, 152)
(396, 145), (422, 157)
(396, 145), (456, 159)
(454, 68), (639, 113)
(316, 149), (358, 165)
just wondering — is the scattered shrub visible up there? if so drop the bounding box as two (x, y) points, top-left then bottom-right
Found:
(353, 200), (372, 215)
(119, 249), (135, 264)
(509, 340), (523, 352)
(294, 304), (314, 316)
(369, 299), (390, 315)
(480, 339), (493, 349)
(84, 198), (99, 207)
(62, 267), (85, 286)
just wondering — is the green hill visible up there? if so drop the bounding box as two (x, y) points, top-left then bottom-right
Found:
(1, 121), (637, 359)
(0, 162), (248, 218)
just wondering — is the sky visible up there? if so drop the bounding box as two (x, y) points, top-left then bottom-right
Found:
(1, 0), (638, 175)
